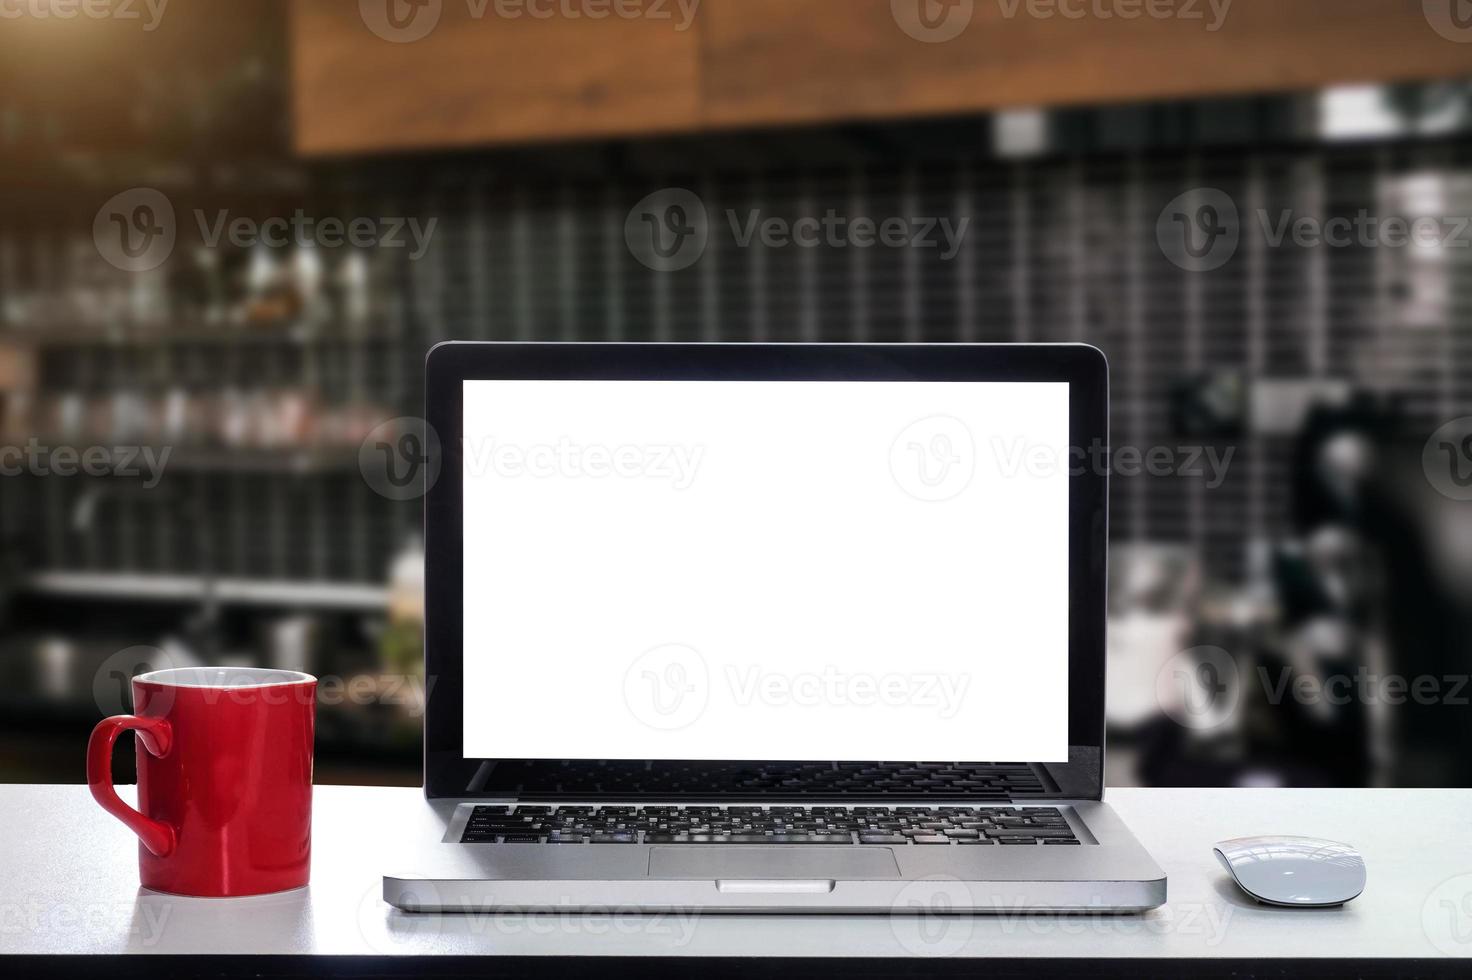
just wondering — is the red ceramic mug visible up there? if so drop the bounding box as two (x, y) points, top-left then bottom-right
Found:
(87, 667), (316, 897)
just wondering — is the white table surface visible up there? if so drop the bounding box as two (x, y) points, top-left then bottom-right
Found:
(3, 784), (1471, 961)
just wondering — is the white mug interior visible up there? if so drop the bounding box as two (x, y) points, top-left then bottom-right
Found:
(133, 667), (316, 689)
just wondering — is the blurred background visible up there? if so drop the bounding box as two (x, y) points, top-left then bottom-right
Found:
(2, 0), (1471, 788)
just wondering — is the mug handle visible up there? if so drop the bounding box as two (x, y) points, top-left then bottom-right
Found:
(87, 716), (177, 858)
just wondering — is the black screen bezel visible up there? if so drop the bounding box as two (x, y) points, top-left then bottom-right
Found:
(424, 343), (1108, 801)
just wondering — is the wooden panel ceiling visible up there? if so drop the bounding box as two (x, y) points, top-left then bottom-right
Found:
(292, 0), (1472, 155)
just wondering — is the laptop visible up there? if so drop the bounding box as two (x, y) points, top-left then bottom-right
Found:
(384, 342), (1166, 913)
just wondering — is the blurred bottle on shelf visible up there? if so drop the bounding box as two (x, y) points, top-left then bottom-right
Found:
(269, 615), (318, 676)
(381, 536), (425, 680)
(336, 250), (372, 332)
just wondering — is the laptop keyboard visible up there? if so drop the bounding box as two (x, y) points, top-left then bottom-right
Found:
(459, 805), (1080, 845)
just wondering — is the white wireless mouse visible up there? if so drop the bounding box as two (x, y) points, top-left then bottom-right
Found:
(1213, 836), (1366, 907)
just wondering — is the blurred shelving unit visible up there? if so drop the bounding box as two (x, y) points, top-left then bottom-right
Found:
(0, 0), (425, 785)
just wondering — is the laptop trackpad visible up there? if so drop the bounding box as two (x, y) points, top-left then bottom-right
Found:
(649, 847), (900, 879)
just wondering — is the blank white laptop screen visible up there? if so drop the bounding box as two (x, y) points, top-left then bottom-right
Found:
(462, 380), (1070, 762)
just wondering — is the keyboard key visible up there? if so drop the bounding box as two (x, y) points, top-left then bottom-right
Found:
(649, 834), (856, 844)
(858, 834), (909, 844)
(743, 834), (854, 844)
(911, 835), (951, 844)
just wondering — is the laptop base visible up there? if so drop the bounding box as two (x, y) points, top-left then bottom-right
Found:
(383, 799), (1166, 914)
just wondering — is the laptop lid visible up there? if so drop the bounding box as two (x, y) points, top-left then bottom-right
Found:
(424, 344), (1108, 801)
